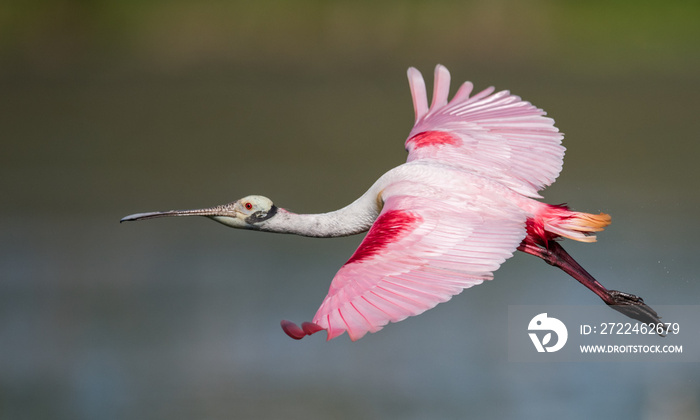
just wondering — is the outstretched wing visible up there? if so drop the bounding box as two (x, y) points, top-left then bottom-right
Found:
(282, 179), (528, 341)
(280, 65), (562, 341)
(405, 65), (565, 198)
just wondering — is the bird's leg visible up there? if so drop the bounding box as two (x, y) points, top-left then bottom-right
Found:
(517, 239), (664, 328)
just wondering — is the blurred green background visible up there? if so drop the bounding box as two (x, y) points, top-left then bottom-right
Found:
(1, 1), (699, 419)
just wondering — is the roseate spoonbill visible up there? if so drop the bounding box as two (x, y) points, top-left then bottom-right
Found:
(122, 65), (662, 341)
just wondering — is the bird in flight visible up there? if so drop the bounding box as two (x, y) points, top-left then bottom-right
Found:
(122, 65), (662, 341)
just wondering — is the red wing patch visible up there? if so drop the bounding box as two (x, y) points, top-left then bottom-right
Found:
(405, 131), (460, 149)
(345, 210), (421, 265)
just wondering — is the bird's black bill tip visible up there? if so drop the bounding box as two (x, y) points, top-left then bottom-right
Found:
(119, 212), (165, 223)
(120, 214), (141, 223)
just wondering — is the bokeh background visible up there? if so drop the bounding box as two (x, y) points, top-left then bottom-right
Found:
(1, 1), (699, 419)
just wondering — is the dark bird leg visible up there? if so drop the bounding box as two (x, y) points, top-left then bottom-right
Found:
(518, 238), (664, 329)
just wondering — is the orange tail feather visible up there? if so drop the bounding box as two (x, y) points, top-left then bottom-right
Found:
(534, 204), (611, 243)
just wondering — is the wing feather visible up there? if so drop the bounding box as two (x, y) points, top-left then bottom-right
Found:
(405, 65), (565, 198)
(283, 66), (562, 341)
(310, 187), (527, 341)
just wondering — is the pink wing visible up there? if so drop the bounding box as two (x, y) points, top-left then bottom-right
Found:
(280, 66), (563, 341)
(405, 65), (565, 198)
(283, 183), (528, 341)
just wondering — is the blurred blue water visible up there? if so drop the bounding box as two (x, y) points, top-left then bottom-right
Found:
(2, 214), (698, 419)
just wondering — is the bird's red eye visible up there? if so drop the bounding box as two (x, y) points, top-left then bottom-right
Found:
(245, 202), (253, 211)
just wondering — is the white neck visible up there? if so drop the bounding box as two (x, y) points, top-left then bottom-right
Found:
(259, 189), (382, 238)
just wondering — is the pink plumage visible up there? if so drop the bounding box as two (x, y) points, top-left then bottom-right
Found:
(283, 65), (595, 341)
(124, 65), (663, 342)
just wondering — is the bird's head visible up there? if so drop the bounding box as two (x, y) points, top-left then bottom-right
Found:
(120, 195), (278, 230)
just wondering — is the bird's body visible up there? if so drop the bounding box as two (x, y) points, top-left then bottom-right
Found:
(255, 162), (534, 237)
(122, 65), (662, 341)
(270, 161), (610, 340)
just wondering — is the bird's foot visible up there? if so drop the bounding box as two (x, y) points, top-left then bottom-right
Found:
(606, 290), (667, 336)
